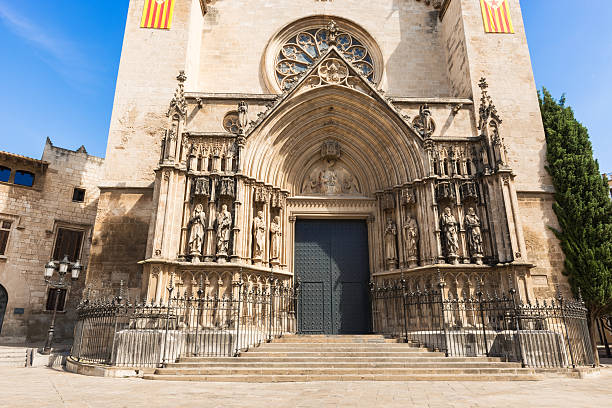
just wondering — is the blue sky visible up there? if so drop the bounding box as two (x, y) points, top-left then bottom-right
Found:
(0, 1), (610, 172)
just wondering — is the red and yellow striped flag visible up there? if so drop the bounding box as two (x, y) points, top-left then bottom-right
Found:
(140, 0), (175, 30)
(480, 0), (514, 34)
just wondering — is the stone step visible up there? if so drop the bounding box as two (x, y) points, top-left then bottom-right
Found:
(274, 336), (398, 344)
(155, 367), (534, 376)
(255, 344), (429, 350)
(178, 356), (504, 363)
(0, 347), (28, 367)
(168, 361), (521, 369)
(240, 351), (447, 357)
(144, 373), (541, 382)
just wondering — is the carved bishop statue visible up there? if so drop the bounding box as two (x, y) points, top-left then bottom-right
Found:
(252, 211), (266, 262)
(464, 207), (484, 265)
(402, 214), (419, 268)
(441, 207), (459, 265)
(188, 204), (206, 262)
(216, 204), (232, 260)
(384, 218), (398, 269)
(270, 216), (282, 263)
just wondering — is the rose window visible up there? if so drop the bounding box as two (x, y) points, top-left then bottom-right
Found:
(275, 25), (375, 90)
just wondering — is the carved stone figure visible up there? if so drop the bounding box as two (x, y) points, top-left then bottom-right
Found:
(192, 176), (210, 197)
(441, 207), (459, 264)
(402, 215), (419, 268)
(384, 218), (398, 268)
(216, 204), (232, 258)
(188, 204), (206, 261)
(321, 160), (340, 194)
(413, 104), (435, 137)
(464, 207), (484, 264)
(252, 211), (266, 261)
(270, 216), (282, 262)
(301, 158), (360, 195)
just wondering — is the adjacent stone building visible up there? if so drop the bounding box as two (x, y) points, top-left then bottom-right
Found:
(0, 139), (103, 343)
(85, 0), (567, 335)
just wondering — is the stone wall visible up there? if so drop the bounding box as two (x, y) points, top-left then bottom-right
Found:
(0, 139), (103, 343)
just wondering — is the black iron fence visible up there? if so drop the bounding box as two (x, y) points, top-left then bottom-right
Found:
(71, 280), (297, 367)
(370, 280), (595, 368)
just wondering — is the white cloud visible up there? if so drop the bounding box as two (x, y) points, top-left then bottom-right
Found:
(0, 3), (98, 91)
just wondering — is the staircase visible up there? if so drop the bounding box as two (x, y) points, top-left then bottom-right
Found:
(0, 346), (28, 367)
(144, 335), (542, 382)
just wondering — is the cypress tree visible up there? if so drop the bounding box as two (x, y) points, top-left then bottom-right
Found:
(539, 89), (612, 358)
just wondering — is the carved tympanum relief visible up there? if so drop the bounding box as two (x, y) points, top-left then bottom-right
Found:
(301, 140), (361, 195)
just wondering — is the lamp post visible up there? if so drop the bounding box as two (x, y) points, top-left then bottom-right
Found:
(42, 255), (82, 354)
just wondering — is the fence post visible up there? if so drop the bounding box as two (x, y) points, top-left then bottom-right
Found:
(438, 280), (448, 357)
(268, 279), (275, 342)
(510, 288), (525, 367)
(559, 294), (576, 368)
(477, 290), (489, 357)
(161, 277), (174, 367)
(400, 277), (408, 343)
(234, 275), (243, 357)
(368, 281), (375, 333)
(195, 277), (204, 356)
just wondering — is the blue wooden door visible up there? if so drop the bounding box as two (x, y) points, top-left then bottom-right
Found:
(295, 220), (370, 334)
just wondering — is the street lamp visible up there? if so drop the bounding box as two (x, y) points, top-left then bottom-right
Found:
(41, 255), (82, 354)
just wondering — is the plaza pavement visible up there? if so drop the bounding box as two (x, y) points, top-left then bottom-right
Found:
(0, 366), (610, 408)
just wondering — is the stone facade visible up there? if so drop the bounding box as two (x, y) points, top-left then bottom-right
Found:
(0, 139), (103, 343)
(88, 0), (567, 309)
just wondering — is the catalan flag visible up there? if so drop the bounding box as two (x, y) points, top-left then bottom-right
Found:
(141, 0), (175, 30)
(480, 0), (514, 34)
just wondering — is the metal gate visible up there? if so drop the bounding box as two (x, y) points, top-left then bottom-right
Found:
(0, 284), (7, 335)
(295, 219), (370, 334)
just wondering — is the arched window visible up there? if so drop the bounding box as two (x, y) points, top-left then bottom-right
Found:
(0, 166), (10, 183)
(275, 25), (376, 90)
(14, 170), (34, 187)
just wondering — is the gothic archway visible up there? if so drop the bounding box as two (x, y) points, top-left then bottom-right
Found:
(243, 85), (426, 193)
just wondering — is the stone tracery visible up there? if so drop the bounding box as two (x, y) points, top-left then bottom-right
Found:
(275, 21), (376, 90)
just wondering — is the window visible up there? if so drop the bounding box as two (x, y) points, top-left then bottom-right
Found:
(72, 188), (86, 202)
(0, 220), (11, 255)
(0, 166), (10, 183)
(275, 24), (375, 90)
(13, 170), (34, 187)
(45, 288), (67, 312)
(52, 228), (84, 262)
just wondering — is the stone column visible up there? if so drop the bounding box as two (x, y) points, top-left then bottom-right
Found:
(231, 178), (243, 263)
(204, 178), (217, 262)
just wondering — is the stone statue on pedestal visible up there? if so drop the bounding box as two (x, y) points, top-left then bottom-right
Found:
(384, 218), (398, 269)
(270, 216), (282, 262)
(188, 204), (206, 262)
(464, 207), (484, 264)
(441, 207), (459, 264)
(216, 204), (232, 259)
(252, 211), (265, 261)
(402, 214), (419, 268)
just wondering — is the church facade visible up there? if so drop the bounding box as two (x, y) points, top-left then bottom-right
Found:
(86, 0), (564, 334)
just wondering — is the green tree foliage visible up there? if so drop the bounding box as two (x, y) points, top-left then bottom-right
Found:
(539, 89), (612, 317)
